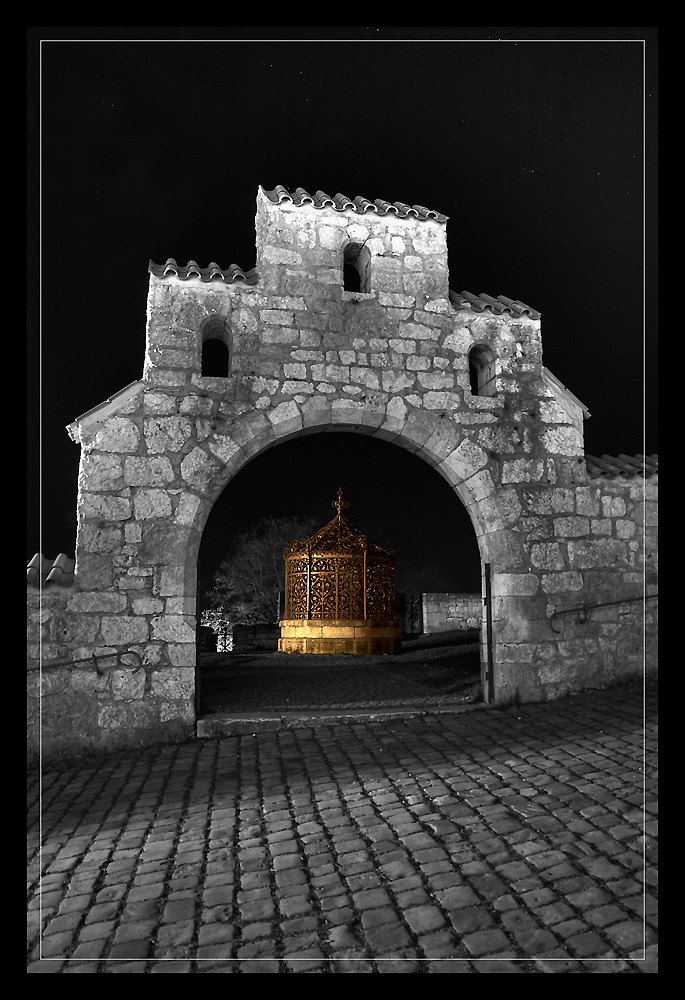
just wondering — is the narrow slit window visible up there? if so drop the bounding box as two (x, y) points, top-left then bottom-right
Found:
(343, 242), (371, 293)
(201, 320), (230, 377)
(468, 345), (497, 397)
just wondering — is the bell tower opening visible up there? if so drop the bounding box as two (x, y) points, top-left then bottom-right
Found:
(468, 344), (497, 397)
(201, 317), (230, 377)
(343, 242), (371, 293)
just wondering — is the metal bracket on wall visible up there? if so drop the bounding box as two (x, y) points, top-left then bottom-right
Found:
(28, 649), (144, 675)
(549, 593), (658, 634)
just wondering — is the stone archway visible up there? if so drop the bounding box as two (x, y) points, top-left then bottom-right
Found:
(176, 408), (520, 708)
(61, 183), (648, 757)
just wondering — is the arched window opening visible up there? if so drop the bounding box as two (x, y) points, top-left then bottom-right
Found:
(201, 318), (230, 377)
(468, 345), (497, 397)
(343, 242), (371, 293)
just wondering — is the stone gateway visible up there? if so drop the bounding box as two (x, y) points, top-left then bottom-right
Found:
(27, 185), (657, 759)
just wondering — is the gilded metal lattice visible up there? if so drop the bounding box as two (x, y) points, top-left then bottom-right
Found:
(283, 489), (396, 621)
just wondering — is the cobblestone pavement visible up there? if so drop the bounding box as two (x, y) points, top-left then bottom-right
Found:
(199, 633), (482, 716)
(27, 679), (657, 973)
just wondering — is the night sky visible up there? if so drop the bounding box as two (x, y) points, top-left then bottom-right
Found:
(28, 29), (657, 596)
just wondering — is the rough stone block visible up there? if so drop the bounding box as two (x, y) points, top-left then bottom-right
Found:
(144, 417), (193, 454)
(145, 391), (179, 415)
(540, 572), (584, 593)
(81, 454), (124, 491)
(388, 338), (417, 354)
(442, 439), (489, 482)
(110, 669), (146, 700)
(133, 490), (173, 520)
(501, 459), (544, 484)
(80, 494), (132, 521)
(150, 616), (196, 643)
(330, 398), (366, 424)
(381, 370), (415, 393)
(268, 400), (303, 437)
(167, 644), (197, 666)
(601, 496), (627, 518)
(78, 525), (123, 554)
(418, 371), (455, 389)
(423, 390), (461, 410)
(150, 667), (195, 700)
(553, 516), (590, 538)
(540, 426), (584, 456)
(351, 367), (381, 390)
(575, 487), (600, 516)
(261, 246), (303, 265)
(101, 616), (150, 645)
(360, 397), (388, 429)
(67, 592), (127, 614)
(406, 355), (431, 370)
(180, 448), (222, 491)
(90, 417), (141, 453)
(492, 573), (540, 596)
(567, 539), (628, 569)
(173, 493), (202, 527)
(530, 542), (566, 571)
(423, 420), (462, 465)
(130, 701), (160, 728)
(124, 456), (175, 487)
(97, 704), (129, 730)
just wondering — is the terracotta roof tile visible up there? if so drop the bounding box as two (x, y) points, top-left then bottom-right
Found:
(148, 258), (258, 284)
(449, 289), (541, 320)
(585, 453), (658, 480)
(27, 553), (75, 589)
(262, 185), (449, 223)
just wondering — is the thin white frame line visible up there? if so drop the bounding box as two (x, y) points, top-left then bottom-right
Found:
(31, 34), (654, 969)
(37, 38), (648, 43)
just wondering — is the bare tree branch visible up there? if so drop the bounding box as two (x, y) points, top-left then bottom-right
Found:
(204, 514), (319, 624)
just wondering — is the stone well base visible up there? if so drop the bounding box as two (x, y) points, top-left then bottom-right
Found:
(278, 619), (401, 655)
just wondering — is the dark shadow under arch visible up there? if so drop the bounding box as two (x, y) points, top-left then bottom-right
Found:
(198, 432), (482, 614)
(197, 431), (484, 712)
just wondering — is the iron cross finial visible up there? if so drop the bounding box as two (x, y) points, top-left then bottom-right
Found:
(333, 487), (348, 517)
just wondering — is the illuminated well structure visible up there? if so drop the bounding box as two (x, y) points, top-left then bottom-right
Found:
(279, 490), (401, 655)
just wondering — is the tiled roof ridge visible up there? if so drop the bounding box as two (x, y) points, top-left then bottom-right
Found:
(262, 185), (449, 223)
(449, 288), (541, 320)
(27, 553), (76, 589)
(148, 259), (258, 284)
(585, 453), (658, 480)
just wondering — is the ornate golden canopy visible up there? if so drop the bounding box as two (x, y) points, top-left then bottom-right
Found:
(279, 489), (401, 655)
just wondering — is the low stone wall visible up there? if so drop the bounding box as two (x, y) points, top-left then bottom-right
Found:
(232, 624), (280, 652)
(422, 593), (482, 633)
(520, 473), (658, 699)
(27, 586), (195, 765)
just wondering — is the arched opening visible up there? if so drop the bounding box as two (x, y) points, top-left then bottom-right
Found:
(197, 431), (484, 716)
(468, 344), (497, 397)
(343, 242), (371, 293)
(201, 317), (230, 377)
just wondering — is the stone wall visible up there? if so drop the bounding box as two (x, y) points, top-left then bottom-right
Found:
(422, 593), (483, 632)
(525, 472), (658, 696)
(27, 586), (196, 765)
(232, 624), (281, 652)
(27, 185), (658, 758)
